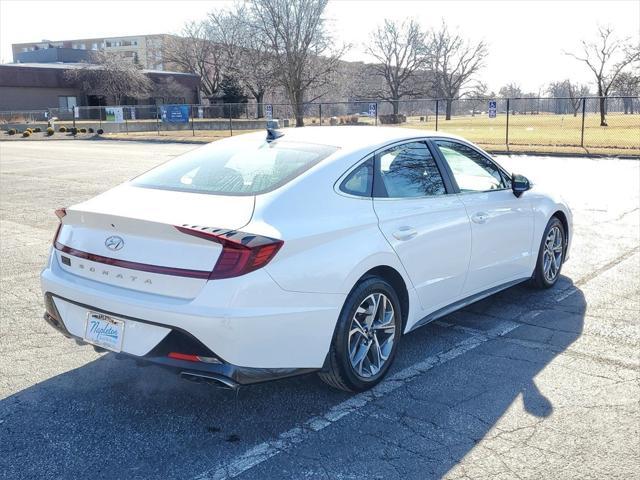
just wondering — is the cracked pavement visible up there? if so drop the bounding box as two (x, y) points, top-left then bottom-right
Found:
(1, 141), (638, 479)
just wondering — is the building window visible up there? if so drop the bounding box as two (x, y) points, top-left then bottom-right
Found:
(91, 42), (98, 50)
(58, 96), (77, 111)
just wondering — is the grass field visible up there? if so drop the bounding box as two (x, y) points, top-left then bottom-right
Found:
(399, 112), (639, 151)
(103, 112), (638, 156)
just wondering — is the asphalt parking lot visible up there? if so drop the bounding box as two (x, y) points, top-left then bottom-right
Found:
(1, 139), (638, 480)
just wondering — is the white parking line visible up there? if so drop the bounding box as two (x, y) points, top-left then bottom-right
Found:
(193, 318), (522, 480)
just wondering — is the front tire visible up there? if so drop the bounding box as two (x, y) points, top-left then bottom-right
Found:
(531, 217), (565, 289)
(319, 276), (402, 392)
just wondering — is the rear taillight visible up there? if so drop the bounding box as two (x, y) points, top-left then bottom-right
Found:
(53, 207), (67, 244)
(175, 225), (283, 280)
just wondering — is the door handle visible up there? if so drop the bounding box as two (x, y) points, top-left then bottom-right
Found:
(393, 226), (417, 241)
(471, 212), (489, 224)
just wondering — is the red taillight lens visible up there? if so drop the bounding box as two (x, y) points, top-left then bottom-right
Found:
(175, 225), (283, 280)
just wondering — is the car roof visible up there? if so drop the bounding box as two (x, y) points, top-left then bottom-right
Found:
(223, 126), (465, 151)
(264, 126), (464, 149)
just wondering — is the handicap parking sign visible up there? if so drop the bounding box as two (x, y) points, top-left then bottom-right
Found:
(488, 100), (497, 118)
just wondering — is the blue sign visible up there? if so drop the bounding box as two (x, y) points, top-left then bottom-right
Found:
(488, 100), (497, 118)
(265, 104), (273, 120)
(160, 104), (190, 123)
(368, 102), (377, 117)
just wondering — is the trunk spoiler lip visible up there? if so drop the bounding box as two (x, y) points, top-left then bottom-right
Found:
(53, 241), (211, 279)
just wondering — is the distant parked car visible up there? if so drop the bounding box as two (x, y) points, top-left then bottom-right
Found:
(41, 127), (572, 392)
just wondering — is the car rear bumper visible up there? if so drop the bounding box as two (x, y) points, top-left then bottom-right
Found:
(43, 293), (316, 387)
(41, 249), (345, 376)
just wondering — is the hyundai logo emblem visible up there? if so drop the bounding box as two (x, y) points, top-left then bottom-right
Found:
(105, 236), (125, 251)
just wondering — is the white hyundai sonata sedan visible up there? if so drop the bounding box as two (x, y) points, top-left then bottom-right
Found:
(41, 126), (572, 392)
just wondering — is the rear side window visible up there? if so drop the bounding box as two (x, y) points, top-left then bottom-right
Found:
(375, 142), (446, 198)
(340, 157), (373, 197)
(132, 139), (338, 195)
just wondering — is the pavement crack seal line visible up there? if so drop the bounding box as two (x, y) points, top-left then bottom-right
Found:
(194, 248), (638, 480)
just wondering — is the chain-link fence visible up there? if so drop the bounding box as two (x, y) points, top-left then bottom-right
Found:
(1, 97), (638, 154)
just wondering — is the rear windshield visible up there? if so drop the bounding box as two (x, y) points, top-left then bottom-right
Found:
(132, 139), (338, 195)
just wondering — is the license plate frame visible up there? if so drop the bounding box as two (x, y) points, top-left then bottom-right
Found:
(84, 312), (125, 352)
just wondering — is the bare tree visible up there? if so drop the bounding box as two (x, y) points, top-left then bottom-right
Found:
(467, 81), (490, 116)
(249, 0), (348, 126)
(547, 80), (590, 116)
(64, 51), (152, 105)
(365, 18), (430, 115)
(209, 5), (277, 118)
(429, 22), (488, 120)
(611, 71), (640, 114)
(566, 26), (639, 126)
(162, 21), (223, 101)
(499, 83), (522, 114)
(566, 81), (591, 116)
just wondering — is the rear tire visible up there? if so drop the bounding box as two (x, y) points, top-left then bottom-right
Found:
(319, 276), (402, 392)
(531, 216), (565, 289)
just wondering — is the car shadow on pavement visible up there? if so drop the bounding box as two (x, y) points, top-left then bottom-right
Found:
(0, 280), (585, 480)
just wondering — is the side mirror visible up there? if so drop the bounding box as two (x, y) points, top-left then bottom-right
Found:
(512, 173), (531, 198)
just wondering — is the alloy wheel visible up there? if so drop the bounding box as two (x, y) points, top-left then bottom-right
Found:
(348, 292), (397, 379)
(543, 225), (563, 282)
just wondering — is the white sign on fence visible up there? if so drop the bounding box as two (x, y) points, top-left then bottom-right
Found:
(105, 107), (124, 123)
(488, 100), (497, 118)
(265, 104), (273, 120)
(198, 107), (204, 119)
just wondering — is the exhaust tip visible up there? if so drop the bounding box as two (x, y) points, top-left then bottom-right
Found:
(180, 371), (239, 390)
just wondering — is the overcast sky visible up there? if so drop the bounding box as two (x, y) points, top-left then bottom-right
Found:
(1, 0), (638, 93)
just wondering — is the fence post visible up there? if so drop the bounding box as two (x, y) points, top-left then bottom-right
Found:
(375, 102), (378, 126)
(435, 100), (439, 131)
(505, 99), (510, 148)
(580, 97), (586, 147)
(72, 106), (76, 130)
(156, 105), (160, 135)
(229, 107), (233, 137)
(99, 106), (102, 130)
(191, 105), (195, 137)
(124, 107), (129, 135)
(319, 103), (322, 126)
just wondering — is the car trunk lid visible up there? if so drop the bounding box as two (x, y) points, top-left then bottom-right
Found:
(54, 184), (255, 298)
